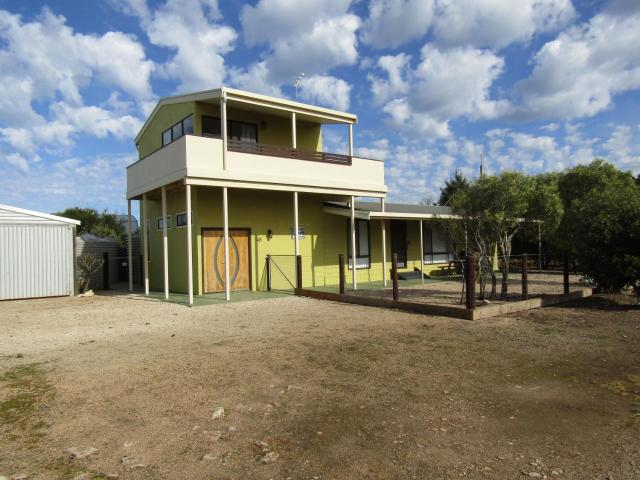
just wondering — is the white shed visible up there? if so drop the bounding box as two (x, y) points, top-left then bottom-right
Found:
(0, 205), (80, 300)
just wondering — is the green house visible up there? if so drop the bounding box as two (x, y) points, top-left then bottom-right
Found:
(125, 87), (456, 304)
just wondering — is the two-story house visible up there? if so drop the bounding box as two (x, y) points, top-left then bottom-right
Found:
(125, 87), (455, 304)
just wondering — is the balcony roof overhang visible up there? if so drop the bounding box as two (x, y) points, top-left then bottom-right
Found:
(135, 87), (358, 144)
(323, 201), (461, 221)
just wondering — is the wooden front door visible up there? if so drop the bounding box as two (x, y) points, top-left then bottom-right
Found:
(390, 220), (407, 268)
(203, 229), (251, 293)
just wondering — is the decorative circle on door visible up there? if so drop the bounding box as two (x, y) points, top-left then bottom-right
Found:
(213, 235), (240, 286)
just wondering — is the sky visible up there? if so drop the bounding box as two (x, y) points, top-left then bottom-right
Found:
(0, 0), (639, 216)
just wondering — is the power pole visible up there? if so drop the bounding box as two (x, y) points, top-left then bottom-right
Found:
(479, 154), (484, 179)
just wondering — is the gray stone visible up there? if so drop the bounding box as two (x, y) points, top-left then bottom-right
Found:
(121, 456), (144, 468)
(202, 453), (217, 462)
(66, 446), (98, 459)
(260, 451), (279, 464)
(211, 406), (225, 420)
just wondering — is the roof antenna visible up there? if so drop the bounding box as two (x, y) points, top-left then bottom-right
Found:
(480, 153), (484, 179)
(294, 73), (305, 99)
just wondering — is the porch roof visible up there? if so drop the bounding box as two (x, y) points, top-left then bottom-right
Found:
(323, 201), (459, 220)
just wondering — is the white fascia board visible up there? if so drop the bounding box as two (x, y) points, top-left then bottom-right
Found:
(323, 205), (371, 220)
(0, 204), (81, 225)
(368, 212), (461, 220)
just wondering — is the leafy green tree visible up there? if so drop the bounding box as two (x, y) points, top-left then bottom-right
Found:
(55, 207), (124, 241)
(439, 171), (470, 206)
(558, 160), (640, 293)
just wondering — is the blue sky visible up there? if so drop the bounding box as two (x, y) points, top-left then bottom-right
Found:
(0, 0), (639, 215)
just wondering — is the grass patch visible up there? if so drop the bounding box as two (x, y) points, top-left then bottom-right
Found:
(0, 363), (53, 444)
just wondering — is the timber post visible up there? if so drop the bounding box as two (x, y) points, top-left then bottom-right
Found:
(521, 253), (529, 300)
(296, 254), (302, 289)
(102, 252), (110, 290)
(266, 255), (272, 292)
(338, 253), (345, 294)
(563, 252), (570, 294)
(465, 255), (476, 309)
(392, 253), (399, 301)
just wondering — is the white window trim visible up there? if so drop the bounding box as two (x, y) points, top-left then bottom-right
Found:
(156, 216), (172, 231)
(175, 211), (193, 229)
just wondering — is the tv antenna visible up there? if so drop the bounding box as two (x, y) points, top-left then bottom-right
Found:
(294, 73), (305, 99)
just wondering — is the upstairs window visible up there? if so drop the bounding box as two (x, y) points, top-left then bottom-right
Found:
(202, 116), (258, 143)
(162, 114), (193, 147)
(347, 219), (371, 269)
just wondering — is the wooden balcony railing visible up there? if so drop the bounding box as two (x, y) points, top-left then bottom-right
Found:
(227, 139), (352, 165)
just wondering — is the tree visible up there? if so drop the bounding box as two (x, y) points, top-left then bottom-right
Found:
(55, 207), (124, 241)
(76, 253), (102, 293)
(558, 160), (640, 293)
(439, 171), (470, 206)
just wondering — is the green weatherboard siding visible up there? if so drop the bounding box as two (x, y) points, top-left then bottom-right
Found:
(143, 188), (453, 295)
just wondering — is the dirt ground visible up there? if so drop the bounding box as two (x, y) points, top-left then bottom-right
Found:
(1, 291), (639, 479)
(349, 273), (584, 307)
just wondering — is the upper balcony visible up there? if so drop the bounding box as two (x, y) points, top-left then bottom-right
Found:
(127, 87), (387, 199)
(126, 134), (386, 199)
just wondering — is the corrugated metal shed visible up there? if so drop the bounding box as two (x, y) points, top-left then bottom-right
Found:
(0, 204), (79, 300)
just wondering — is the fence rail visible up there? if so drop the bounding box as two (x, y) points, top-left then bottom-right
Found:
(227, 139), (352, 165)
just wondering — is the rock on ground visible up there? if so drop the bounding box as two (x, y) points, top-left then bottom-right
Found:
(65, 447), (98, 459)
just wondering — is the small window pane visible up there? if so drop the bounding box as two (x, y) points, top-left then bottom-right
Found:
(162, 129), (172, 146)
(183, 115), (194, 135)
(176, 213), (187, 227)
(157, 217), (164, 230)
(172, 122), (183, 140)
(202, 116), (221, 137)
(358, 220), (369, 256)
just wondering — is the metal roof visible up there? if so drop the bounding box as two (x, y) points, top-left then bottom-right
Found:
(0, 204), (81, 225)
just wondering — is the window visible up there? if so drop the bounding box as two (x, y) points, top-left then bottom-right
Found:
(161, 114), (193, 147)
(176, 211), (193, 228)
(202, 116), (258, 143)
(422, 223), (454, 264)
(347, 219), (371, 269)
(157, 216), (172, 230)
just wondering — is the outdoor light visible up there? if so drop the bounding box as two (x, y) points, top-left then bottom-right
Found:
(267, 229), (273, 240)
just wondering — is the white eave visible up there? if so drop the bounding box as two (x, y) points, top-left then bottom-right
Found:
(135, 86), (358, 145)
(322, 204), (461, 221)
(0, 204), (81, 225)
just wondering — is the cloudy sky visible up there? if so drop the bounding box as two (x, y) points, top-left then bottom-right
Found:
(1, 0), (639, 214)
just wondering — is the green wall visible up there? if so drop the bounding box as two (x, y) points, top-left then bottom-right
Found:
(143, 188), (455, 295)
(137, 102), (196, 158)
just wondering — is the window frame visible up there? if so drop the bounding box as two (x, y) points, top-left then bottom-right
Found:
(201, 115), (259, 143)
(161, 114), (194, 147)
(346, 218), (371, 270)
(156, 215), (172, 231)
(175, 211), (193, 228)
(422, 222), (454, 264)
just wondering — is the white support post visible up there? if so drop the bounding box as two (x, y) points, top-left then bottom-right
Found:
(223, 187), (231, 301)
(350, 196), (357, 290)
(381, 198), (387, 287)
(221, 90), (228, 170)
(419, 219), (424, 284)
(348, 123), (354, 157)
(127, 199), (133, 292)
(186, 184), (194, 306)
(142, 193), (149, 295)
(293, 191), (299, 256)
(291, 112), (297, 149)
(161, 186), (169, 300)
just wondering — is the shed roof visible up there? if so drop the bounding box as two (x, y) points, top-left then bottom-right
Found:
(0, 204), (81, 225)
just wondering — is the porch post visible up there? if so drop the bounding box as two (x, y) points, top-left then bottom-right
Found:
(419, 219), (424, 284)
(186, 184), (193, 305)
(291, 112), (297, 149)
(381, 198), (387, 286)
(348, 123), (354, 156)
(161, 185), (169, 300)
(127, 199), (133, 292)
(350, 196), (357, 290)
(293, 191), (299, 256)
(221, 90), (228, 170)
(142, 193), (149, 295)
(537, 221), (542, 270)
(223, 187), (231, 301)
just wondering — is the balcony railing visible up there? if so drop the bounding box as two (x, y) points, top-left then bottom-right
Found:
(226, 139), (352, 166)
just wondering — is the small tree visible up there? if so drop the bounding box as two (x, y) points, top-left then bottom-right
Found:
(439, 170), (470, 206)
(76, 253), (102, 293)
(56, 207), (124, 242)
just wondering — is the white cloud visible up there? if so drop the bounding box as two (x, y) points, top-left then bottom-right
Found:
(228, 62), (284, 97)
(298, 75), (352, 110)
(115, 0), (236, 93)
(517, 4), (640, 119)
(0, 7), (153, 128)
(371, 45), (507, 137)
(239, 0), (359, 85)
(433, 0), (575, 49)
(51, 103), (143, 140)
(4, 153), (30, 173)
(361, 0), (434, 49)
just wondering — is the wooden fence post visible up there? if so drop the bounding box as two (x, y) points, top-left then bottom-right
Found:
(266, 255), (272, 292)
(296, 255), (302, 289)
(338, 253), (345, 294)
(563, 252), (570, 294)
(392, 253), (399, 301)
(102, 252), (110, 290)
(521, 253), (528, 300)
(465, 255), (476, 309)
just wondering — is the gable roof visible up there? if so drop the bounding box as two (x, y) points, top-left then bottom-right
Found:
(135, 86), (358, 144)
(0, 204), (81, 225)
